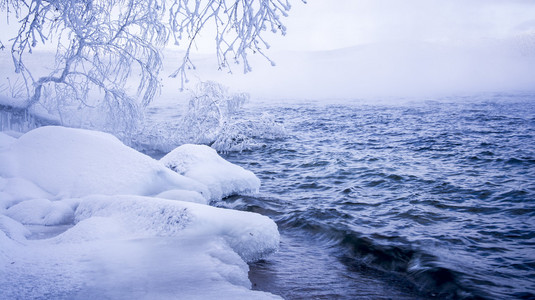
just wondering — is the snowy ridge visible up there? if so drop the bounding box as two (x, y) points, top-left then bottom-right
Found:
(0, 126), (280, 299)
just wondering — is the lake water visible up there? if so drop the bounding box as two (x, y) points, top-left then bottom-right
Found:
(212, 95), (535, 299)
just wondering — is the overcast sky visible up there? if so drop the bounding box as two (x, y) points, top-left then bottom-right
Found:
(2, 0), (534, 52)
(180, 0), (535, 100)
(2, 0), (535, 99)
(263, 0), (535, 51)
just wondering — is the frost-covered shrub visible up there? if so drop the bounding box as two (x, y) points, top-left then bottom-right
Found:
(181, 81), (249, 145)
(211, 113), (287, 152)
(134, 83), (284, 153)
(37, 87), (143, 141)
(130, 80), (246, 153)
(132, 81), (287, 153)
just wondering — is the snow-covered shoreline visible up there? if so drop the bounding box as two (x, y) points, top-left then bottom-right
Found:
(0, 126), (281, 299)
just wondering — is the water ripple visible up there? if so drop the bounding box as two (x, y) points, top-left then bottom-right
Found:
(221, 96), (535, 299)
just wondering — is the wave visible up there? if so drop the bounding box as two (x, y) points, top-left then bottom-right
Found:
(218, 196), (490, 299)
(216, 99), (535, 299)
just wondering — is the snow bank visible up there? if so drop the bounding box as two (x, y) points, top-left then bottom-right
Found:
(0, 126), (209, 202)
(0, 195), (280, 299)
(0, 233), (281, 299)
(70, 195), (279, 262)
(161, 144), (261, 201)
(0, 126), (281, 299)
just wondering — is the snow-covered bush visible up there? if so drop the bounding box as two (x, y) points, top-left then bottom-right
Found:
(131, 81), (286, 153)
(181, 81), (249, 145)
(211, 113), (288, 152)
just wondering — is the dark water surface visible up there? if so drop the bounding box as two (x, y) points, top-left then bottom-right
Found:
(219, 95), (535, 299)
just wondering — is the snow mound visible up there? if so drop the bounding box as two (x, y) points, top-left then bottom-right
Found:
(49, 216), (129, 244)
(0, 177), (53, 212)
(6, 198), (76, 226)
(0, 215), (30, 242)
(161, 144), (261, 201)
(71, 195), (279, 262)
(0, 126), (209, 202)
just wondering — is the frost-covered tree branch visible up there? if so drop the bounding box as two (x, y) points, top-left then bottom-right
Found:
(0, 0), (302, 120)
(168, 0), (300, 85)
(3, 0), (166, 112)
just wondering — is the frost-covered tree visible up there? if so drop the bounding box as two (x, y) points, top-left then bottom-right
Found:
(0, 0), (302, 134)
(131, 80), (286, 153)
(181, 81), (249, 145)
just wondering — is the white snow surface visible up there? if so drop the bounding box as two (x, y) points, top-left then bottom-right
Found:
(72, 195), (279, 262)
(0, 132), (16, 150)
(0, 177), (54, 213)
(6, 198), (76, 226)
(161, 144), (261, 201)
(0, 126), (210, 201)
(0, 126), (281, 299)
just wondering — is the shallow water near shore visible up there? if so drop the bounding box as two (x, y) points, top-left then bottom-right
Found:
(212, 94), (535, 299)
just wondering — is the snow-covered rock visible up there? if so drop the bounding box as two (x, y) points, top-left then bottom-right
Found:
(71, 195), (279, 262)
(153, 188), (207, 203)
(0, 126), (210, 202)
(161, 144), (261, 201)
(1, 232), (281, 300)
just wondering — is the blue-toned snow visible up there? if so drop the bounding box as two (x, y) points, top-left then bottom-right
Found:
(0, 126), (279, 299)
